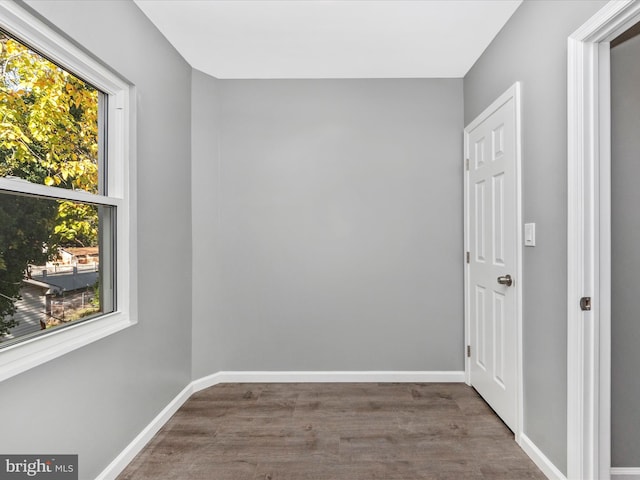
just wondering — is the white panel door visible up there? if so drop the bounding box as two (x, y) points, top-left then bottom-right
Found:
(465, 88), (519, 432)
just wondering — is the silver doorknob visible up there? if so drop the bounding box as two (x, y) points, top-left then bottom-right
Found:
(497, 274), (513, 287)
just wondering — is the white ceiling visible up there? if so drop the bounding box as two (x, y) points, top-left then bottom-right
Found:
(134, 0), (522, 79)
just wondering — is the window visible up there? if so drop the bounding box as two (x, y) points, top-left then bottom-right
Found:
(0, 3), (135, 381)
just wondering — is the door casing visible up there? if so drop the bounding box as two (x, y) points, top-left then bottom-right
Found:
(464, 82), (523, 443)
(567, 2), (640, 479)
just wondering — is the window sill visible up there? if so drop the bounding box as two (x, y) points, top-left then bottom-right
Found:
(0, 312), (136, 383)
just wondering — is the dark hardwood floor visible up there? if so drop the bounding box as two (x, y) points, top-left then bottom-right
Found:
(117, 383), (546, 480)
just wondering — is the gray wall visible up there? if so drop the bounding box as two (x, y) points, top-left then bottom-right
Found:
(191, 70), (224, 379)
(463, 0), (607, 473)
(0, 2), (193, 479)
(191, 79), (464, 372)
(611, 33), (640, 468)
(3, 1), (625, 477)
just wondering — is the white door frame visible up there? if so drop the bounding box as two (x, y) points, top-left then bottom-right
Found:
(464, 82), (523, 443)
(567, 2), (640, 479)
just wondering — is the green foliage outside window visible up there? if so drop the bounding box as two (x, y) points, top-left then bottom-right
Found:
(0, 30), (100, 337)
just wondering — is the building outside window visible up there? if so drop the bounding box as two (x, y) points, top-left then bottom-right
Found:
(0, 29), (113, 346)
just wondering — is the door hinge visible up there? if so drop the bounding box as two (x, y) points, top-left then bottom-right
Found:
(580, 296), (592, 311)
(466, 251), (470, 264)
(465, 158), (470, 171)
(467, 345), (471, 358)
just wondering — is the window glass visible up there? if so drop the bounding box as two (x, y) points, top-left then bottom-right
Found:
(0, 192), (114, 347)
(0, 30), (113, 347)
(0, 30), (100, 194)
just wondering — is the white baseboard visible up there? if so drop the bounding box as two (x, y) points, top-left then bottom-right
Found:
(193, 370), (465, 391)
(611, 468), (640, 479)
(191, 371), (226, 392)
(95, 383), (194, 480)
(97, 370), (465, 479)
(519, 434), (566, 480)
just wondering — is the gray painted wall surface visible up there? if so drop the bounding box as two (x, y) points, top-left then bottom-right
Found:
(191, 70), (224, 379)
(194, 79), (464, 372)
(463, 0), (607, 473)
(0, 2), (193, 478)
(3, 1), (624, 477)
(611, 33), (640, 468)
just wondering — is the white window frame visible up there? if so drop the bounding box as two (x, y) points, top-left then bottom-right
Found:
(0, 1), (137, 382)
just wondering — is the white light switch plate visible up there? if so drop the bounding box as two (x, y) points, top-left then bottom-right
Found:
(524, 223), (536, 247)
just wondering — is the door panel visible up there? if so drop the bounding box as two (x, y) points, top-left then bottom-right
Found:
(475, 285), (486, 370)
(466, 92), (519, 433)
(475, 181), (486, 262)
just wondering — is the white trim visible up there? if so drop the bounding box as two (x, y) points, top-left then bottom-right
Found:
(514, 82), (524, 446)
(598, 39), (613, 480)
(463, 113), (470, 387)
(567, 2), (640, 479)
(611, 468), (640, 480)
(95, 383), (194, 480)
(0, 178), (122, 206)
(194, 370), (465, 391)
(520, 434), (567, 480)
(0, 0), (128, 94)
(191, 371), (227, 392)
(0, 313), (131, 383)
(463, 82), (523, 443)
(0, 1), (137, 381)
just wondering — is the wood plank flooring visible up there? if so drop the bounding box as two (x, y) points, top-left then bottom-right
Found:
(117, 383), (546, 480)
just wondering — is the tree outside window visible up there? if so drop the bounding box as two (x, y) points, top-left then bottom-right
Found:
(0, 30), (105, 342)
